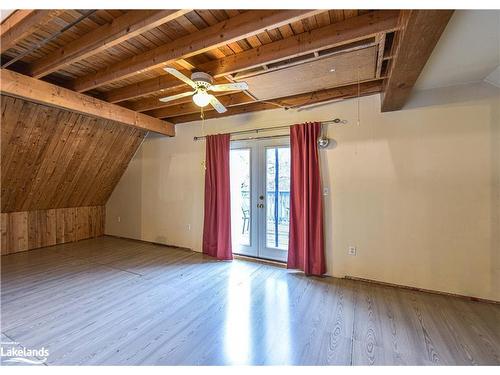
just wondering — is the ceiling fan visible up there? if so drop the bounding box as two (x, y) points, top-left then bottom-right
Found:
(159, 67), (249, 113)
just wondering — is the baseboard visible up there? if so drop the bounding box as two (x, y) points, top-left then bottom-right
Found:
(344, 276), (499, 305)
(103, 235), (500, 305)
(233, 254), (287, 268)
(104, 234), (195, 253)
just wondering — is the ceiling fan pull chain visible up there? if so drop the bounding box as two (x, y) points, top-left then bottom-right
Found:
(200, 107), (206, 136)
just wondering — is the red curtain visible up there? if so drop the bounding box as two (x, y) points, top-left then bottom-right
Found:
(287, 122), (326, 276)
(202, 134), (233, 260)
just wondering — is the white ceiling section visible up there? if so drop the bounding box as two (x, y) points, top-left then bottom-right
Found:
(0, 9), (15, 23)
(415, 10), (500, 90)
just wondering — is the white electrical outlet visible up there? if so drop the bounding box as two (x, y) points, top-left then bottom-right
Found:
(323, 187), (329, 196)
(348, 246), (356, 256)
(117, 216), (121, 223)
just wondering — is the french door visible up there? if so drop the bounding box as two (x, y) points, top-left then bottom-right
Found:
(229, 137), (290, 262)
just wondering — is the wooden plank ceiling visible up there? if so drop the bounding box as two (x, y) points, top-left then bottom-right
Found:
(0, 9), (453, 126)
(1, 95), (146, 213)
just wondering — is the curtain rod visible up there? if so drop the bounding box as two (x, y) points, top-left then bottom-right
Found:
(192, 118), (346, 141)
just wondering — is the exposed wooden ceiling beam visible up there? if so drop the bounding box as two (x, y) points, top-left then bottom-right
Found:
(71, 10), (321, 92)
(103, 10), (400, 104)
(147, 92), (255, 118)
(29, 10), (190, 78)
(104, 70), (195, 103)
(270, 80), (383, 108)
(0, 69), (174, 136)
(381, 10), (454, 112)
(201, 10), (399, 77)
(168, 102), (278, 123)
(0, 10), (35, 34)
(1, 10), (62, 54)
(167, 79), (383, 124)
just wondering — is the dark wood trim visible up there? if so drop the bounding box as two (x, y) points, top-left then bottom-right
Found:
(381, 10), (454, 112)
(0, 69), (175, 136)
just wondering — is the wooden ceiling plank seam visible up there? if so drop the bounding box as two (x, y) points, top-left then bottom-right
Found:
(245, 34), (263, 48)
(76, 122), (138, 206)
(278, 24), (294, 38)
(76, 119), (129, 205)
(20, 110), (76, 210)
(102, 10), (399, 104)
(343, 10), (359, 19)
(18, 108), (75, 211)
(315, 11), (332, 28)
(174, 15), (200, 33)
(209, 10), (230, 23)
(88, 126), (141, 205)
(71, 121), (129, 207)
(57, 116), (110, 208)
(30, 111), (85, 210)
(0, 10), (36, 34)
(41, 112), (88, 209)
(50, 115), (96, 209)
(381, 10), (454, 112)
(30, 10), (190, 78)
(41, 114), (96, 209)
(2, 102), (45, 211)
(1, 100), (40, 184)
(0, 97), (25, 153)
(13, 105), (62, 211)
(200, 10), (399, 78)
(62, 120), (124, 208)
(224, 10), (241, 17)
(68, 119), (118, 206)
(1, 10), (63, 54)
(1, 69), (175, 136)
(195, 10), (220, 25)
(71, 10), (322, 92)
(99, 129), (146, 204)
(290, 19), (305, 34)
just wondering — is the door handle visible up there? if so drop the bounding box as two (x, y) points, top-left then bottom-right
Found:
(257, 203), (264, 208)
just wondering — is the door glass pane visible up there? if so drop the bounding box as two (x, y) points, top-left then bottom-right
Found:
(265, 147), (290, 250)
(230, 149), (251, 247)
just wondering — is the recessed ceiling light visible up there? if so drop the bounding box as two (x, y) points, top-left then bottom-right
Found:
(330, 68), (336, 72)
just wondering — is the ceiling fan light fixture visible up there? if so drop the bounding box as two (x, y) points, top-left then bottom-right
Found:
(193, 90), (211, 107)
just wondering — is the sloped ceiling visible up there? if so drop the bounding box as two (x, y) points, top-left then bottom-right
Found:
(415, 10), (500, 90)
(1, 95), (146, 213)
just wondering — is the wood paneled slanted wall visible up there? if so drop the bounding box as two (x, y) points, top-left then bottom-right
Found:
(1, 207), (105, 255)
(1, 95), (146, 212)
(1, 95), (146, 254)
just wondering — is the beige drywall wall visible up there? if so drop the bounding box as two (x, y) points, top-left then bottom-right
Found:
(106, 82), (500, 301)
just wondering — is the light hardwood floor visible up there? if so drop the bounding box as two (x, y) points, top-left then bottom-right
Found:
(1, 236), (499, 365)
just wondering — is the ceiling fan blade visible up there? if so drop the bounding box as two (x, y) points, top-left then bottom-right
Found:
(164, 67), (197, 89)
(210, 82), (249, 92)
(159, 91), (194, 103)
(209, 95), (227, 113)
